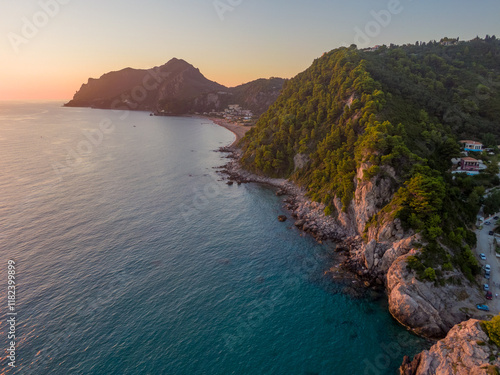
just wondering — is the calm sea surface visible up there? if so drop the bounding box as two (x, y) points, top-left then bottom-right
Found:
(0, 102), (429, 374)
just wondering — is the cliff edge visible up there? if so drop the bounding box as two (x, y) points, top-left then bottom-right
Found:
(400, 319), (500, 375)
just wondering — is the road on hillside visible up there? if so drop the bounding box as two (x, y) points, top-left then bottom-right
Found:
(475, 217), (500, 314)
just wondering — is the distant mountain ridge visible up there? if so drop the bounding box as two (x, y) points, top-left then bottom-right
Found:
(64, 58), (285, 116)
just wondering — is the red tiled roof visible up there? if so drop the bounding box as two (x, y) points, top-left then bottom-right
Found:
(461, 157), (479, 162)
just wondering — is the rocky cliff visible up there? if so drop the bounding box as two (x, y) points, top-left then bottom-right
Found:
(400, 319), (500, 375)
(268, 159), (486, 339)
(386, 253), (486, 338)
(232, 38), (500, 372)
(65, 58), (285, 116)
(337, 163), (486, 338)
(237, 43), (500, 340)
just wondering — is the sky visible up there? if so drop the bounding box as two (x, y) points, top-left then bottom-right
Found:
(1, 0), (499, 100)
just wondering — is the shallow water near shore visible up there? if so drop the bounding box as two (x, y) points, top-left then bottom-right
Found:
(0, 102), (430, 374)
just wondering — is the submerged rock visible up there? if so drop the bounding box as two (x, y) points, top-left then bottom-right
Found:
(278, 215), (287, 222)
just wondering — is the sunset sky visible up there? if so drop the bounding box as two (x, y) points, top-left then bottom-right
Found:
(1, 0), (499, 100)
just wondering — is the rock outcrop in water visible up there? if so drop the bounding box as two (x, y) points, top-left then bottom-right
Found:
(400, 319), (500, 375)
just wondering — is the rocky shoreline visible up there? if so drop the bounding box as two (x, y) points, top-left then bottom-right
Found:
(215, 144), (500, 372)
(216, 145), (386, 291)
(217, 145), (349, 243)
(215, 143), (487, 337)
(399, 319), (500, 375)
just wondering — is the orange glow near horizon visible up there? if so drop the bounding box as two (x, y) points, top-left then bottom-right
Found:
(0, 61), (300, 101)
(1, 1), (498, 101)
(0, 73), (82, 101)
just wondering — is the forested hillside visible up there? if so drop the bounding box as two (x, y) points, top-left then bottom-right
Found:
(240, 37), (500, 281)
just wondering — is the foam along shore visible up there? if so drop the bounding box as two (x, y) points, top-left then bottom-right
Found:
(205, 117), (252, 147)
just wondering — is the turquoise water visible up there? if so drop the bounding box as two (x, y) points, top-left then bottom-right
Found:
(0, 102), (429, 374)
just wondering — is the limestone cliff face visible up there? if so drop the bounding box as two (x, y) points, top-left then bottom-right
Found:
(352, 163), (397, 236)
(340, 164), (413, 279)
(400, 319), (500, 375)
(333, 163), (484, 339)
(386, 253), (486, 338)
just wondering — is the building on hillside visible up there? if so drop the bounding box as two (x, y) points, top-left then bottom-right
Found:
(365, 45), (381, 52)
(440, 37), (458, 46)
(459, 157), (480, 171)
(222, 104), (253, 122)
(460, 140), (483, 152)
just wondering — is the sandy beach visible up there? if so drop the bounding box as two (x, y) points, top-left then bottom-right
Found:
(205, 117), (252, 146)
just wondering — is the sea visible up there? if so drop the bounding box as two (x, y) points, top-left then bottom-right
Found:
(0, 102), (430, 375)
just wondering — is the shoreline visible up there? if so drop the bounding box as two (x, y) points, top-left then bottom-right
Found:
(202, 116), (390, 289)
(214, 143), (385, 294)
(215, 136), (362, 240)
(216, 143), (349, 243)
(203, 117), (253, 147)
(205, 115), (365, 285)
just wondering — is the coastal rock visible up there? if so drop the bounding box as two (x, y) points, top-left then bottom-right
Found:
(278, 215), (287, 222)
(400, 319), (500, 375)
(353, 163), (396, 235)
(378, 236), (414, 274)
(217, 144), (482, 344)
(276, 188), (287, 196)
(387, 253), (483, 339)
(363, 240), (377, 269)
(332, 197), (356, 236)
(294, 220), (305, 228)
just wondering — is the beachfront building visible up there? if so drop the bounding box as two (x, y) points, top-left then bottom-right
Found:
(460, 140), (483, 152)
(223, 104), (254, 122)
(459, 157), (480, 172)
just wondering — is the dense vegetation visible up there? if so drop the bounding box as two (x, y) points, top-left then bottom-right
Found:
(482, 315), (500, 347)
(240, 37), (500, 281)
